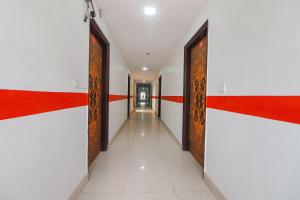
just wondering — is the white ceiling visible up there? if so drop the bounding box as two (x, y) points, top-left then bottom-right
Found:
(95, 0), (205, 81)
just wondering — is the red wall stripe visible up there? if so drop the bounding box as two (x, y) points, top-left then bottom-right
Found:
(109, 95), (133, 102)
(0, 89), (133, 120)
(162, 96), (184, 103)
(151, 96), (184, 103)
(153, 95), (300, 124)
(0, 89), (88, 120)
(2, 89), (298, 125)
(206, 96), (300, 124)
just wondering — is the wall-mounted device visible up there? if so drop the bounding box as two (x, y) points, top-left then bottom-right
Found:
(73, 78), (87, 90)
(84, 0), (96, 22)
(219, 83), (226, 93)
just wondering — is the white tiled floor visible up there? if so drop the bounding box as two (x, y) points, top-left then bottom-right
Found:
(78, 111), (216, 200)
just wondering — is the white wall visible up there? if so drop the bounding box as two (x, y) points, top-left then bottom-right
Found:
(0, 0), (130, 199)
(160, 64), (184, 144)
(160, 0), (300, 199)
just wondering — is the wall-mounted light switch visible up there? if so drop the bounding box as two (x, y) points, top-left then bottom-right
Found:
(73, 78), (79, 89)
(73, 78), (88, 90)
(219, 83), (226, 93)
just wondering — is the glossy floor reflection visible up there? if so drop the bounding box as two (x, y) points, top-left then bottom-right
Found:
(78, 111), (216, 200)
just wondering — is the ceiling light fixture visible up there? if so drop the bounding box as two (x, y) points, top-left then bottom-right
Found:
(144, 7), (156, 16)
(142, 67), (148, 71)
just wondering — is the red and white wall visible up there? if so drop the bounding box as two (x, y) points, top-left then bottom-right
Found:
(160, 0), (300, 199)
(0, 1), (130, 199)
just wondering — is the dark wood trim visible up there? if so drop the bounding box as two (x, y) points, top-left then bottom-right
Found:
(127, 74), (131, 118)
(182, 20), (208, 151)
(136, 84), (139, 108)
(149, 83), (152, 109)
(150, 84), (152, 108)
(90, 19), (110, 151)
(158, 75), (162, 118)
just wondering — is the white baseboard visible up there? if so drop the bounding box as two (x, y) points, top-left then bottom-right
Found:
(204, 173), (226, 200)
(68, 174), (89, 200)
(161, 119), (225, 200)
(160, 119), (181, 145)
(109, 118), (128, 147)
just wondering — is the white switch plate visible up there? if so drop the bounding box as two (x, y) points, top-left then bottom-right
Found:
(73, 78), (88, 90)
(219, 83), (226, 93)
(73, 78), (79, 89)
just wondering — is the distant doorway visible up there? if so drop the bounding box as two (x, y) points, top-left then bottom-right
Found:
(88, 19), (110, 166)
(182, 21), (208, 169)
(136, 83), (152, 109)
(158, 75), (162, 118)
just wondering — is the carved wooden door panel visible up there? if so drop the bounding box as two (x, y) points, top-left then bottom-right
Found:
(88, 32), (102, 166)
(189, 34), (208, 168)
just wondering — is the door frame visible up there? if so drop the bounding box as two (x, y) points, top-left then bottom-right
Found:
(182, 20), (208, 151)
(90, 19), (110, 151)
(136, 83), (152, 108)
(158, 75), (162, 118)
(150, 84), (153, 108)
(127, 74), (131, 118)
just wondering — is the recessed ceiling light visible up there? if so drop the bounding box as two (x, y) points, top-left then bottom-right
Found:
(144, 7), (156, 16)
(142, 80), (146, 83)
(142, 67), (148, 71)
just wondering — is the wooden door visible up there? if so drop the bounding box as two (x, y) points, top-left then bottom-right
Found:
(189, 34), (208, 167)
(158, 75), (162, 118)
(88, 32), (102, 166)
(127, 74), (131, 118)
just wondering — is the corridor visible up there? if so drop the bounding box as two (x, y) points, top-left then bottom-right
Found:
(1, 0), (300, 199)
(78, 111), (215, 200)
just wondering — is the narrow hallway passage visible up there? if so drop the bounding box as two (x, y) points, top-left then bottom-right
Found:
(79, 111), (216, 200)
